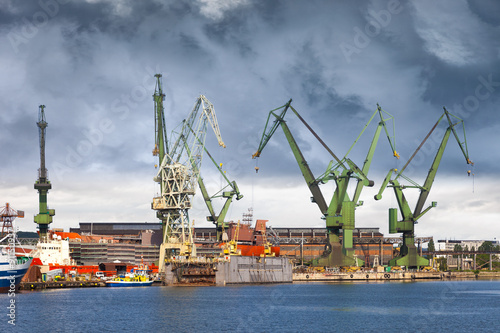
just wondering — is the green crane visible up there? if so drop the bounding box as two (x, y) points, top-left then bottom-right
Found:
(151, 74), (225, 272)
(197, 148), (243, 242)
(253, 100), (398, 267)
(151, 74), (172, 249)
(374, 107), (473, 269)
(34, 105), (55, 240)
(182, 121), (243, 241)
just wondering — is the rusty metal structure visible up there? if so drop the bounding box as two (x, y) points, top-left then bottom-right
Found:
(0, 203), (24, 238)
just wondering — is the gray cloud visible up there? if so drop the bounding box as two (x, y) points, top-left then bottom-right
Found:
(0, 0), (497, 240)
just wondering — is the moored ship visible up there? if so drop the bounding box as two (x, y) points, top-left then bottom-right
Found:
(105, 274), (153, 287)
(0, 234), (32, 292)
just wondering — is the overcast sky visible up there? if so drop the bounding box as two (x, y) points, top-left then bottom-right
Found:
(0, 0), (498, 242)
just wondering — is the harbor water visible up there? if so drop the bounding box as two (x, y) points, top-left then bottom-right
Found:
(2, 279), (499, 332)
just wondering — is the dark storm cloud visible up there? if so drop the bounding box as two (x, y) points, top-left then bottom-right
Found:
(0, 0), (497, 237)
(0, 0), (496, 173)
(468, 0), (500, 27)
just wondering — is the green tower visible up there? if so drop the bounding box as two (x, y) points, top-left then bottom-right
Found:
(34, 105), (55, 240)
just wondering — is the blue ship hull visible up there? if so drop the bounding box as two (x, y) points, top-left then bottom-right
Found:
(0, 259), (32, 292)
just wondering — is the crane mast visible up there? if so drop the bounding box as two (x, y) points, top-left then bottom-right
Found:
(34, 105), (55, 240)
(253, 100), (398, 267)
(374, 107), (473, 269)
(153, 74), (168, 164)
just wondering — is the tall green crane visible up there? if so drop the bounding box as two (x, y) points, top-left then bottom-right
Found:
(253, 100), (398, 267)
(374, 107), (473, 269)
(151, 74), (225, 272)
(34, 105), (55, 240)
(151, 74), (173, 252)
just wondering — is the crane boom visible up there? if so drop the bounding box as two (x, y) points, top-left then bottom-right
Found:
(184, 121), (243, 240)
(153, 74), (168, 164)
(252, 100), (293, 159)
(189, 142), (243, 241)
(352, 105), (398, 204)
(169, 95), (225, 166)
(253, 99), (328, 213)
(413, 107), (472, 217)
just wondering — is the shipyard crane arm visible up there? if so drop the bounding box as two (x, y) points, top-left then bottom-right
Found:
(412, 107), (473, 216)
(252, 99), (294, 159)
(252, 99), (329, 214)
(349, 104), (398, 205)
(152, 74), (168, 165)
(199, 149), (243, 224)
(375, 107), (473, 221)
(167, 95), (225, 166)
(184, 128), (243, 240)
(154, 94), (226, 190)
(372, 106), (472, 269)
(252, 101), (399, 214)
(312, 104), (398, 206)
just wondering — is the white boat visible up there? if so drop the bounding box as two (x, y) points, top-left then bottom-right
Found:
(30, 233), (74, 266)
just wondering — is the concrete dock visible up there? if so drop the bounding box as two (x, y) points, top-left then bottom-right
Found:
(293, 270), (500, 282)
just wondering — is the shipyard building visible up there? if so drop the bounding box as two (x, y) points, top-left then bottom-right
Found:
(66, 222), (412, 267)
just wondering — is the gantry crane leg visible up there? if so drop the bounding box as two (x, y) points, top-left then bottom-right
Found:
(312, 201), (363, 267)
(389, 231), (428, 268)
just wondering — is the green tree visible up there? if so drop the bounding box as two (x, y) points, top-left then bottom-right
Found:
(479, 241), (494, 252)
(428, 239), (435, 252)
(476, 242), (498, 270)
(436, 257), (447, 271)
(453, 244), (463, 258)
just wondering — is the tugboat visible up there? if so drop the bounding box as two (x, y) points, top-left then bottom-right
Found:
(105, 259), (153, 287)
(105, 274), (153, 287)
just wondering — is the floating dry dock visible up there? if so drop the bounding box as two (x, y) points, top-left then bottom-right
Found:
(164, 256), (293, 286)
